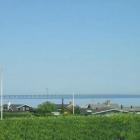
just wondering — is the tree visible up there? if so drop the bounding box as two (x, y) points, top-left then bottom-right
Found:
(61, 98), (64, 114)
(74, 106), (81, 114)
(37, 101), (56, 115)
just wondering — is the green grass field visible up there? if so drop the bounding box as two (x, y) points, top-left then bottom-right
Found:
(0, 114), (140, 140)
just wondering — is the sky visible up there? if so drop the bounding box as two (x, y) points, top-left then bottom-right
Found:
(0, 0), (140, 94)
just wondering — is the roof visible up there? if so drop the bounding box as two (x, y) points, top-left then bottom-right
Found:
(92, 109), (128, 115)
(55, 104), (69, 109)
(83, 100), (119, 109)
(16, 104), (32, 108)
(3, 104), (32, 111)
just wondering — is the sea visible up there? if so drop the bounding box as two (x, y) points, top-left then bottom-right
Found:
(3, 94), (140, 108)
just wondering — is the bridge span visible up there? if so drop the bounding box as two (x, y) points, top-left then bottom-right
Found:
(0, 94), (139, 99)
(1, 94), (78, 99)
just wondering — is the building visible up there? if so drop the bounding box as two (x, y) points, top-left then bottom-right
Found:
(3, 104), (33, 112)
(92, 109), (128, 115)
(55, 101), (77, 114)
(81, 100), (120, 115)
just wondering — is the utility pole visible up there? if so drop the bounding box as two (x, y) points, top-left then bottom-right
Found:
(46, 88), (48, 95)
(0, 69), (3, 120)
(46, 88), (49, 100)
(73, 92), (75, 115)
(61, 97), (64, 114)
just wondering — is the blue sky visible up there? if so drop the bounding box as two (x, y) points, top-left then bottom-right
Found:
(0, 0), (140, 94)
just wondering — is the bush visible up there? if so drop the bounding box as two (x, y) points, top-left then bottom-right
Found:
(37, 101), (56, 115)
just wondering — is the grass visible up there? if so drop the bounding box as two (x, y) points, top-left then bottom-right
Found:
(0, 114), (139, 140)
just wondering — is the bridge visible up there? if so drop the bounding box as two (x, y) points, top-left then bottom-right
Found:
(1, 94), (76, 99)
(0, 94), (139, 99)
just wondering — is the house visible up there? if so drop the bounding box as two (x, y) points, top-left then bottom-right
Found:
(121, 106), (140, 113)
(55, 102), (72, 113)
(81, 100), (120, 115)
(86, 100), (119, 110)
(55, 101), (76, 114)
(3, 104), (33, 112)
(80, 108), (93, 115)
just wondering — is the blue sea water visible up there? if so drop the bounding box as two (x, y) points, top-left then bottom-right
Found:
(3, 95), (140, 107)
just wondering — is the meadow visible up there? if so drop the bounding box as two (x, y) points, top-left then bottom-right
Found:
(0, 114), (139, 140)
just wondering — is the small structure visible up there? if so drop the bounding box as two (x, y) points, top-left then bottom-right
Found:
(3, 104), (33, 112)
(51, 112), (60, 116)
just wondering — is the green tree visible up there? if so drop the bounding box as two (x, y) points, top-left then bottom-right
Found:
(37, 101), (56, 115)
(74, 106), (81, 114)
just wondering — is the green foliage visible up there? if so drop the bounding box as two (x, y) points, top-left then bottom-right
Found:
(74, 106), (81, 114)
(37, 101), (56, 115)
(3, 112), (32, 118)
(0, 114), (140, 140)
